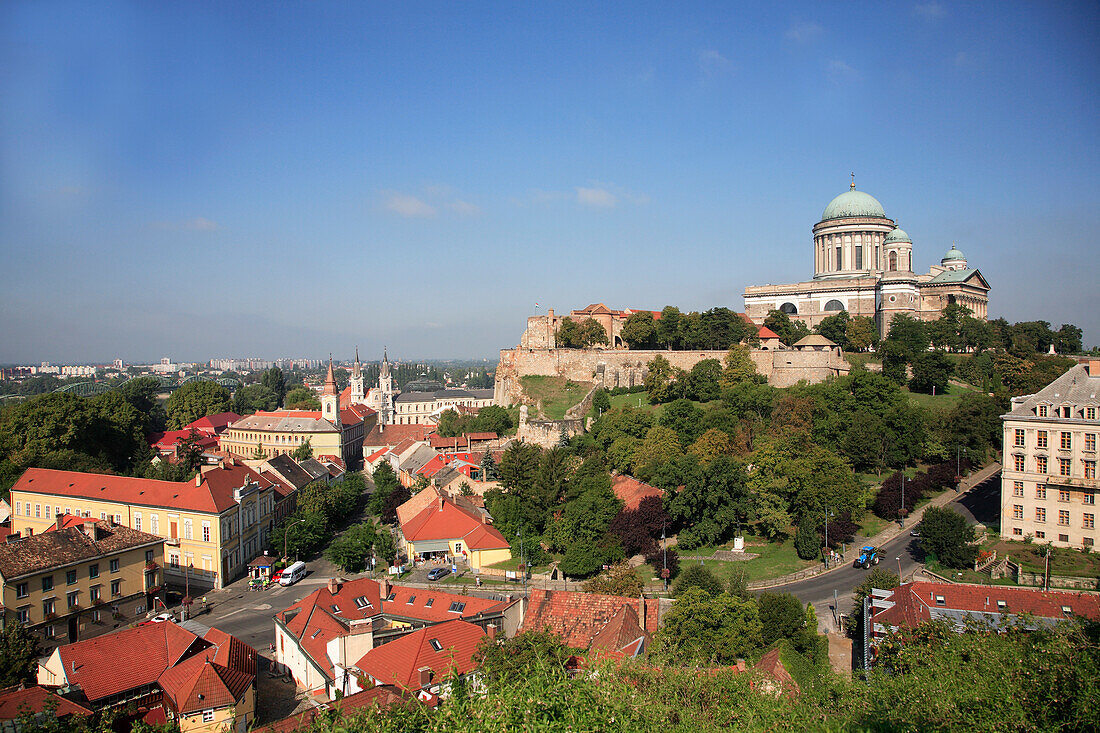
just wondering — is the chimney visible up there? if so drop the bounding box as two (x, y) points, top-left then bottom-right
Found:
(82, 520), (98, 540)
(486, 624), (497, 641)
(417, 666), (433, 689)
(56, 514), (66, 531)
(380, 577), (390, 598)
(439, 496), (445, 512)
(639, 597), (646, 632)
(195, 473), (202, 487)
(327, 577), (341, 595)
(1088, 360), (1100, 377)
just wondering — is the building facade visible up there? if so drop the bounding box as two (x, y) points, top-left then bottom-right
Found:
(393, 387), (495, 426)
(1000, 361), (1100, 548)
(742, 180), (990, 336)
(0, 518), (164, 649)
(9, 462), (278, 590)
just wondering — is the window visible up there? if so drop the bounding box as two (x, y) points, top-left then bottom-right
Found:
(35, 504), (41, 518)
(169, 554), (179, 568)
(1087, 434), (1097, 451)
(1012, 454), (1025, 471)
(99, 512), (105, 520)
(15, 582), (28, 599)
(448, 601), (466, 613)
(66, 570), (77, 585)
(202, 710), (215, 723)
(1037, 456), (1048, 473)
(1036, 486), (1047, 500)
(45, 505), (51, 518)
(1085, 492), (1096, 506)
(1036, 507), (1046, 522)
(1013, 527), (1023, 535)
(110, 559), (119, 573)
(14, 501), (19, 516)
(145, 549), (154, 562)
(67, 592), (79, 609)
(134, 513), (142, 531)
(111, 580), (121, 596)
(183, 519), (193, 540)
(1059, 510), (1070, 526)
(1085, 514), (1095, 529)
(1014, 429), (1025, 447)
(934, 595), (946, 605)
(150, 514), (159, 535)
(90, 586), (101, 602)
(16, 608), (29, 624)
(1037, 431), (1048, 448)
(386, 592), (396, 602)
(42, 576), (53, 592)
(1061, 432), (1072, 450)
(1059, 534), (1070, 543)
(202, 522), (210, 542)
(45, 625), (55, 639)
(1086, 461), (1096, 480)
(1036, 531), (1046, 539)
(1058, 490), (1070, 502)
(89, 564), (99, 579)
(425, 598), (434, 608)
(1013, 481), (1024, 497)
(353, 596), (372, 609)
(136, 604), (145, 614)
(1088, 407), (1097, 420)
(1059, 458), (1072, 476)
(429, 638), (443, 651)
(1038, 405), (1048, 417)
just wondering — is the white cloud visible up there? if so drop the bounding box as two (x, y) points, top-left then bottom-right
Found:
(698, 49), (733, 76)
(384, 193), (436, 218)
(445, 199), (481, 216)
(914, 2), (946, 19)
(576, 187), (618, 208)
(827, 59), (859, 83)
(148, 217), (220, 232)
(785, 21), (823, 43)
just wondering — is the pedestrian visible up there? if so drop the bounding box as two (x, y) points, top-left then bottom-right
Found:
(202, 595), (208, 611)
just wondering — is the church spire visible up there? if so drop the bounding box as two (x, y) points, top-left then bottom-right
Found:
(323, 355), (337, 396)
(352, 346), (361, 379)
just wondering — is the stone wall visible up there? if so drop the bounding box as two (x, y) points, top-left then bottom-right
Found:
(514, 405), (585, 448)
(494, 347), (849, 405)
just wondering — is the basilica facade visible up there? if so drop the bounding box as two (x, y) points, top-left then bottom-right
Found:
(742, 181), (990, 336)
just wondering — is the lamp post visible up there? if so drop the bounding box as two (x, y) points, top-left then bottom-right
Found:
(284, 517), (308, 562)
(896, 556), (902, 580)
(516, 528), (526, 598)
(899, 473), (906, 527)
(662, 523), (668, 594)
(824, 506), (834, 567)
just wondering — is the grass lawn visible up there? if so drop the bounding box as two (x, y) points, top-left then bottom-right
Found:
(858, 513), (892, 538)
(608, 391), (652, 411)
(519, 376), (593, 419)
(485, 556), (552, 575)
(926, 561), (1016, 586)
(903, 382), (977, 410)
(680, 536), (816, 584)
(844, 353), (881, 368)
(985, 539), (1100, 578)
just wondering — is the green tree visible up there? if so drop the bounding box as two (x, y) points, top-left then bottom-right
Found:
(498, 441), (542, 491)
(555, 317), (583, 348)
(632, 425), (682, 475)
(763, 309), (811, 347)
(793, 520), (820, 560)
(578, 318), (609, 347)
(472, 404), (513, 434)
(689, 428), (735, 465)
(756, 592), (807, 647)
(474, 629), (572, 686)
(325, 523), (378, 573)
(261, 367), (287, 406)
(685, 359), (721, 402)
(165, 381), (232, 430)
(719, 343), (757, 389)
(846, 315), (879, 352)
(233, 383), (279, 415)
(0, 618), (41, 686)
(1054, 323), (1083, 354)
(592, 388), (611, 414)
(815, 311), (850, 349)
(879, 339), (910, 385)
(284, 386), (320, 410)
(479, 450), (499, 481)
(657, 588), (764, 664)
(292, 439), (313, 461)
(909, 350), (953, 395)
(656, 306), (682, 349)
(916, 506), (978, 568)
(620, 311), (657, 349)
(672, 564), (724, 597)
(375, 527), (398, 565)
(643, 355), (676, 404)
(885, 313), (930, 356)
(558, 539), (612, 578)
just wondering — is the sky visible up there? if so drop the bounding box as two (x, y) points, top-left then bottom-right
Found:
(1, 1), (1098, 364)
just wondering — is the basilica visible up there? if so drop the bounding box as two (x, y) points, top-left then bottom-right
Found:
(742, 179), (990, 336)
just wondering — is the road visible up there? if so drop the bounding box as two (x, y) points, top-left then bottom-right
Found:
(783, 468), (1003, 632)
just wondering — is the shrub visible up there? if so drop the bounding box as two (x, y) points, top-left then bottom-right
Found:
(794, 520), (820, 560)
(672, 564), (724, 597)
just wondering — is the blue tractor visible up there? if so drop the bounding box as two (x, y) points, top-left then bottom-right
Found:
(854, 545), (880, 569)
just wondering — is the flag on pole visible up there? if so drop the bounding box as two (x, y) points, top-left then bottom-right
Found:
(534, 302), (540, 308)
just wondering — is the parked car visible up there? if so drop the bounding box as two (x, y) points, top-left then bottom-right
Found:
(910, 529), (920, 537)
(140, 612), (174, 625)
(426, 567), (449, 581)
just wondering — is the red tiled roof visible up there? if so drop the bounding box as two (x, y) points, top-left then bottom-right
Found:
(158, 631), (256, 716)
(42, 514), (87, 532)
(365, 446), (389, 463)
(277, 578), (382, 680)
(13, 463), (277, 515)
(522, 590), (659, 650)
(56, 623), (205, 702)
(262, 686), (406, 732)
(429, 435), (469, 450)
(184, 413), (241, 434)
(754, 647), (799, 697)
(401, 497), (509, 551)
(757, 325), (781, 339)
(873, 582), (1100, 630)
(610, 474), (663, 512)
(354, 620), (485, 690)
(363, 424), (436, 449)
(463, 432), (498, 441)
(149, 430), (219, 452)
(0, 685), (92, 721)
(381, 585), (508, 624)
(589, 604), (648, 656)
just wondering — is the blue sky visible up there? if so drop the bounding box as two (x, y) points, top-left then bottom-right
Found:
(1, 1), (1097, 363)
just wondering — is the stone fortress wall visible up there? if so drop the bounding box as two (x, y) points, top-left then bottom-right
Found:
(494, 346), (849, 406)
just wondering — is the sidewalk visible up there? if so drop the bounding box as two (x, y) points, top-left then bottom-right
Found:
(749, 462), (1002, 590)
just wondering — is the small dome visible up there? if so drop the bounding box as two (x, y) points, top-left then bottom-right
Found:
(884, 227), (911, 244)
(821, 186), (887, 221)
(942, 246), (965, 262)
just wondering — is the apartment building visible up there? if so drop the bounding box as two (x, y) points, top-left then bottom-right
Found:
(9, 460), (280, 590)
(0, 518), (164, 649)
(1001, 361), (1100, 548)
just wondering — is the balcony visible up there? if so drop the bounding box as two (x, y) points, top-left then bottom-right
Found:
(1046, 476), (1099, 490)
(165, 538), (180, 547)
(145, 560), (159, 571)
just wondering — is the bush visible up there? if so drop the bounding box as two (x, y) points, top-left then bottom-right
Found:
(559, 540), (607, 578)
(794, 521), (820, 560)
(645, 545), (679, 581)
(757, 592), (806, 647)
(916, 506), (979, 569)
(672, 564), (724, 597)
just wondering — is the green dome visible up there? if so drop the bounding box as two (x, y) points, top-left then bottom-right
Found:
(821, 187), (887, 221)
(942, 246), (965, 262)
(884, 226), (911, 244)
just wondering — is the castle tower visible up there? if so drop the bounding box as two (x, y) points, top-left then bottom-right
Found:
(349, 346), (365, 404)
(378, 349), (395, 425)
(321, 356), (339, 423)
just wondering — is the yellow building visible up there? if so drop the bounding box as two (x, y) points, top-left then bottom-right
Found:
(9, 460), (279, 590)
(0, 518), (164, 649)
(396, 489), (511, 571)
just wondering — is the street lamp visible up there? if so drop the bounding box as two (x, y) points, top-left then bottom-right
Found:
(661, 523), (668, 594)
(896, 556), (902, 580)
(284, 517), (308, 562)
(823, 506), (834, 567)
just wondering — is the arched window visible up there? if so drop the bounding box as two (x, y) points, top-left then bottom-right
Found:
(888, 251), (898, 271)
(780, 302), (798, 315)
(823, 299), (844, 312)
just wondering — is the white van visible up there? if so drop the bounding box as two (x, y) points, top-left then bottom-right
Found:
(279, 561), (306, 586)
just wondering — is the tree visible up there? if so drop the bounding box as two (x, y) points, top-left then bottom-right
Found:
(657, 588), (763, 664)
(656, 306), (682, 349)
(559, 539), (612, 578)
(325, 523), (378, 573)
(794, 520), (820, 560)
(885, 314), (929, 356)
(689, 428), (735, 465)
(284, 386), (320, 410)
(643, 355), (677, 404)
(632, 425), (682, 476)
(472, 405), (513, 435)
(850, 567), (899, 636)
(672, 564), (724, 597)
(233, 383), (279, 415)
(583, 561), (644, 597)
(556, 317), (583, 348)
(621, 311), (657, 349)
(474, 629), (572, 685)
(719, 344), (757, 389)
(1054, 323), (1083, 354)
(292, 439), (313, 461)
(592, 388), (611, 414)
(375, 527), (398, 565)
(909, 350), (953, 395)
(764, 309), (810, 347)
(815, 311), (850, 350)
(846, 316), (879, 352)
(0, 618), (41, 686)
(757, 592), (806, 647)
(879, 339), (910, 385)
(479, 450), (499, 481)
(261, 367), (287, 406)
(165, 381), (232, 430)
(498, 441), (542, 491)
(684, 359), (721, 402)
(916, 506), (978, 568)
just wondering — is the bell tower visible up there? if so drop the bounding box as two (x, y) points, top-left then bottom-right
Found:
(349, 346), (365, 404)
(378, 349), (395, 425)
(321, 356), (339, 423)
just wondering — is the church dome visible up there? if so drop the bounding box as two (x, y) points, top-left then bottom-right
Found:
(884, 226), (912, 244)
(821, 186), (886, 221)
(942, 246), (965, 262)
